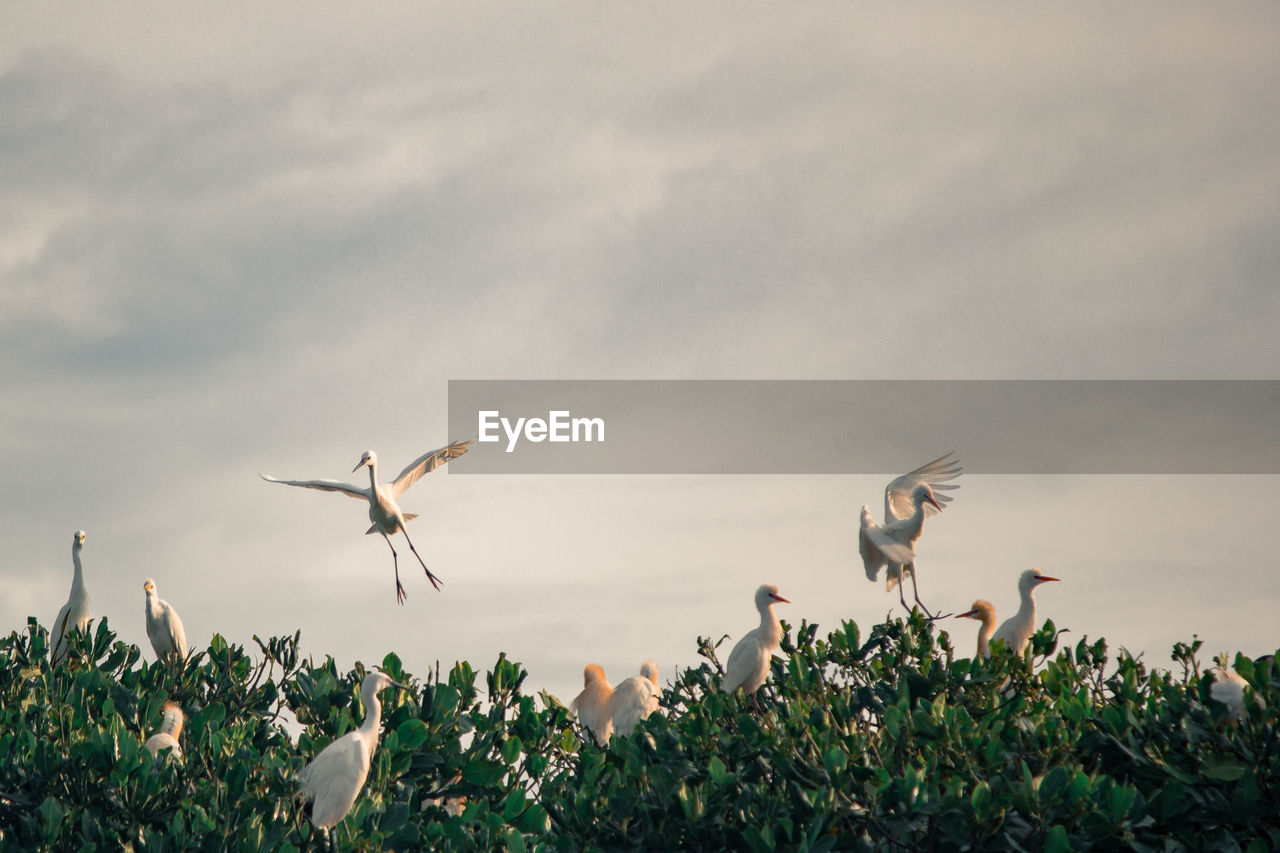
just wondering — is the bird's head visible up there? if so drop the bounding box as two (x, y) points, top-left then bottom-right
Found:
(956, 599), (994, 621)
(640, 659), (660, 685)
(915, 483), (942, 511)
(353, 451), (377, 472)
(143, 578), (156, 595)
(365, 670), (409, 696)
(583, 663), (607, 686)
(73, 530), (86, 547)
(1021, 568), (1060, 591)
(756, 584), (790, 610)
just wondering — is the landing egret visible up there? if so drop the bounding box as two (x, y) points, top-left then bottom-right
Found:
(955, 599), (997, 659)
(990, 569), (1059, 656)
(569, 664), (614, 745)
(50, 530), (90, 665)
(145, 701), (185, 759)
(143, 578), (189, 664)
(609, 660), (660, 738)
(721, 584), (789, 696)
(301, 671), (408, 830)
(261, 439), (471, 604)
(859, 453), (961, 617)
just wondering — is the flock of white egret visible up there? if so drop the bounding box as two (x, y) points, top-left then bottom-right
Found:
(40, 446), (1254, 833)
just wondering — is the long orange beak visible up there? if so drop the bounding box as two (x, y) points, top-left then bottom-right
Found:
(1036, 575), (1060, 583)
(771, 593), (790, 604)
(956, 609), (979, 619)
(924, 493), (941, 510)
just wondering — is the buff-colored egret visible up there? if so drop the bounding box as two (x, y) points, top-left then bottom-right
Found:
(143, 578), (189, 664)
(956, 599), (997, 659)
(990, 569), (1059, 656)
(721, 585), (789, 695)
(145, 701), (185, 759)
(569, 664), (614, 745)
(261, 440), (471, 604)
(50, 530), (90, 665)
(301, 671), (408, 830)
(610, 660), (660, 738)
(859, 453), (960, 617)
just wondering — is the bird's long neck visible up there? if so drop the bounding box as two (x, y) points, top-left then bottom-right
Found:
(902, 501), (928, 542)
(977, 614), (995, 658)
(70, 546), (86, 599)
(359, 686), (384, 748)
(1013, 586), (1037, 635)
(145, 590), (161, 617)
(365, 461), (379, 492)
(758, 603), (782, 646)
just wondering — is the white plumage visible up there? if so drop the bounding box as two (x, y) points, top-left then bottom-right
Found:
(1210, 664), (1265, 721)
(569, 664), (614, 745)
(50, 530), (90, 665)
(609, 660), (660, 738)
(261, 440), (471, 604)
(956, 599), (997, 659)
(143, 578), (189, 663)
(301, 671), (405, 829)
(144, 701), (185, 759)
(721, 584), (789, 695)
(990, 569), (1059, 656)
(859, 454), (960, 615)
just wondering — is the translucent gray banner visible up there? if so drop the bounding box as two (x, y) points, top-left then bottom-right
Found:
(446, 380), (1278, 474)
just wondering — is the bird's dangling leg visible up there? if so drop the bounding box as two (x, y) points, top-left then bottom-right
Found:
(894, 566), (911, 613)
(402, 529), (444, 591)
(906, 563), (950, 621)
(382, 533), (409, 605)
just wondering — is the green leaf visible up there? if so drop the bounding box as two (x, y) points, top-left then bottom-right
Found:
(1044, 824), (1071, 853)
(1202, 758), (1248, 782)
(396, 718), (428, 751)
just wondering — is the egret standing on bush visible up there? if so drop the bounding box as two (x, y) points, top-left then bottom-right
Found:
(991, 569), (1059, 656)
(956, 599), (997, 659)
(721, 584), (789, 695)
(858, 453), (961, 618)
(570, 664), (614, 745)
(610, 660), (660, 738)
(143, 578), (189, 663)
(301, 671), (408, 830)
(51, 530), (90, 665)
(261, 440), (472, 604)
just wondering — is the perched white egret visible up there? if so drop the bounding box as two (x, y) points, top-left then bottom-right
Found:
(1210, 663), (1265, 721)
(721, 585), (789, 695)
(955, 599), (997, 659)
(301, 671), (407, 830)
(261, 440), (472, 604)
(609, 660), (661, 738)
(50, 530), (90, 665)
(990, 569), (1059, 656)
(859, 454), (960, 617)
(144, 701), (185, 759)
(569, 664), (614, 745)
(143, 578), (189, 664)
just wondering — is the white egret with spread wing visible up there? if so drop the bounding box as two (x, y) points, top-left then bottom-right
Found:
(143, 578), (189, 663)
(859, 453), (961, 617)
(301, 671), (407, 830)
(990, 569), (1060, 656)
(721, 585), (789, 696)
(51, 530), (90, 665)
(261, 440), (471, 604)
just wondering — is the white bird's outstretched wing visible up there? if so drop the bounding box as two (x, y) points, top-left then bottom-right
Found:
(259, 473), (369, 500)
(858, 507), (887, 582)
(860, 510), (916, 569)
(389, 439), (473, 499)
(301, 733), (370, 829)
(884, 452), (962, 521)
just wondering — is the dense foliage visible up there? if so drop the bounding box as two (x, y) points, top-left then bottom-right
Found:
(1, 612), (1276, 851)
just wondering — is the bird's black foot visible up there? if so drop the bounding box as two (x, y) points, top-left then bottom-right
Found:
(396, 580), (408, 605)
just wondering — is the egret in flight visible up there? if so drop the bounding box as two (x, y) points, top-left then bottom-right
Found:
(721, 584), (789, 696)
(261, 439), (472, 604)
(955, 599), (997, 659)
(143, 578), (189, 664)
(990, 569), (1059, 656)
(858, 454), (960, 618)
(51, 530), (90, 665)
(570, 664), (614, 746)
(145, 701), (185, 759)
(301, 671), (408, 830)
(609, 660), (660, 738)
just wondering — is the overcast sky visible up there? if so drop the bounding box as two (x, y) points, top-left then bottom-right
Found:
(3, 5), (1278, 708)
